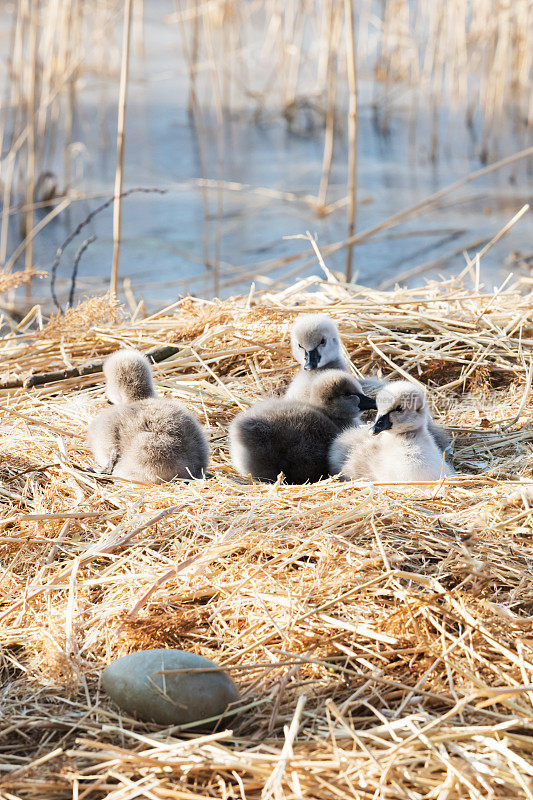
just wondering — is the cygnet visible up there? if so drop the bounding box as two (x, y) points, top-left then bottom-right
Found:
(229, 370), (376, 484)
(88, 349), (209, 482)
(285, 313), (385, 402)
(329, 380), (455, 483)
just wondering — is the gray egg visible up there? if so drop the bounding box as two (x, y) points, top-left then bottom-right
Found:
(102, 649), (240, 726)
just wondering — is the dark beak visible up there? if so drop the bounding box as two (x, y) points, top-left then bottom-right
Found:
(357, 393), (377, 411)
(304, 347), (320, 371)
(372, 412), (392, 435)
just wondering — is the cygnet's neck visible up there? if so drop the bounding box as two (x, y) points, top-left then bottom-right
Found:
(305, 354), (348, 373)
(396, 428), (421, 441)
(391, 420), (435, 447)
(117, 384), (156, 404)
(325, 407), (359, 430)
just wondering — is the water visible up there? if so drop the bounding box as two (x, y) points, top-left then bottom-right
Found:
(3, 3), (532, 311)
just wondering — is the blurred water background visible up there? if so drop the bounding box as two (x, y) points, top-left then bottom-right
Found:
(1, 0), (531, 312)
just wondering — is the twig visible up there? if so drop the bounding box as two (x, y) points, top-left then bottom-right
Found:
(50, 188), (167, 312)
(68, 235), (96, 308)
(0, 342), (180, 391)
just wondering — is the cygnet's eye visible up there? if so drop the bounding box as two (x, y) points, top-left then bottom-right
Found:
(320, 338), (326, 345)
(298, 344), (304, 349)
(394, 405), (403, 413)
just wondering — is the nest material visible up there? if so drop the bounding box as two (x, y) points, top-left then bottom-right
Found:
(0, 273), (532, 799)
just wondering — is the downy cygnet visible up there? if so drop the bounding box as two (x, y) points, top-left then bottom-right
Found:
(230, 369), (376, 483)
(285, 313), (386, 402)
(330, 380), (454, 483)
(88, 349), (209, 482)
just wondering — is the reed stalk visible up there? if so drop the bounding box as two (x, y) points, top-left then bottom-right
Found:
(344, 0), (357, 282)
(110, 0), (134, 299)
(24, 0), (38, 285)
(317, 0), (340, 212)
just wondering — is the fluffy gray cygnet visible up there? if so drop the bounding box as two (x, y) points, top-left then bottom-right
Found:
(88, 349), (209, 482)
(330, 380), (455, 483)
(285, 313), (394, 399)
(285, 313), (451, 452)
(229, 369), (376, 484)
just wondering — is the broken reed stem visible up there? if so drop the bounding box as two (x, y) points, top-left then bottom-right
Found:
(262, 694), (307, 799)
(344, 0), (358, 282)
(6, 197), (70, 275)
(174, 0), (211, 273)
(202, 7), (224, 297)
(467, 203), (530, 266)
(110, 0), (134, 299)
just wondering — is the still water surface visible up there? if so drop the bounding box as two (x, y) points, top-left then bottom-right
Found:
(2, 4), (532, 310)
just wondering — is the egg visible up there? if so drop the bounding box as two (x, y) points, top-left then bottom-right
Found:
(102, 649), (240, 726)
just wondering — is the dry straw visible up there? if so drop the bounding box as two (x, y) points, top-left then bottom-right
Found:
(0, 264), (532, 798)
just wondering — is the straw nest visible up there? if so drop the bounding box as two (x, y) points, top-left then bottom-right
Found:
(0, 271), (532, 799)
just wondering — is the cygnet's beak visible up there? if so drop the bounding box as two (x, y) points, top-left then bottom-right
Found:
(304, 347), (320, 370)
(372, 412), (392, 435)
(357, 393), (377, 411)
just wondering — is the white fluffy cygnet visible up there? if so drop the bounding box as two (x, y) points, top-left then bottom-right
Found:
(330, 380), (455, 483)
(285, 313), (385, 402)
(87, 349), (209, 482)
(229, 369), (376, 484)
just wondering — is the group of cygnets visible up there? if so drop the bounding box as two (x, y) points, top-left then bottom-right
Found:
(88, 314), (455, 486)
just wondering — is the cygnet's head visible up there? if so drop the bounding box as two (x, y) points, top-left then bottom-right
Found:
(372, 381), (428, 436)
(291, 314), (342, 371)
(310, 370), (377, 423)
(103, 349), (156, 405)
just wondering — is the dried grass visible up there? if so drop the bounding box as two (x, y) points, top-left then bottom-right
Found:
(0, 267), (43, 296)
(0, 270), (532, 798)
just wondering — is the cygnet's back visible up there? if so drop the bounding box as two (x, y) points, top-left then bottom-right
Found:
(90, 399), (209, 482)
(230, 371), (375, 484)
(88, 349), (209, 482)
(330, 380), (454, 483)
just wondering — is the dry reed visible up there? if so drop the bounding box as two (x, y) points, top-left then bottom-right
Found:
(0, 267), (531, 798)
(110, 0), (134, 299)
